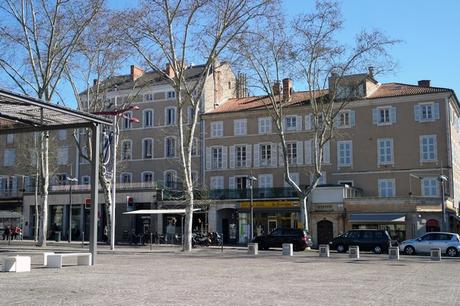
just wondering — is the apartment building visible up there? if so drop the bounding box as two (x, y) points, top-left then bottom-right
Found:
(203, 74), (460, 246)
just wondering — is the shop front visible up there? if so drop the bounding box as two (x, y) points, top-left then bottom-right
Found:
(348, 213), (407, 242)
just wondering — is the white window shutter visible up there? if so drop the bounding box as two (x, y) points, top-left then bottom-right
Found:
(254, 144), (260, 167)
(271, 143), (277, 167)
(229, 176), (235, 189)
(267, 119), (272, 133)
(229, 145), (235, 169)
(390, 106), (397, 123)
(296, 115), (302, 131)
(434, 102), (440, 120)
(323, 141), (330, 164)
(372, 109), (379, 124)
(305, 114), (312, 130)
(333, 116), (339, 128)
(296, 141), (303, 165)
(206, 147), (211, 170)
(434, 135), (438, 160)
(304, 140), (312, 165)
(278, 143), (284, 166)
(246, 144), (252, 168)
(222, 146), (228, 169)
(350, 110), (356, 127)
(414, 104), (421, 121)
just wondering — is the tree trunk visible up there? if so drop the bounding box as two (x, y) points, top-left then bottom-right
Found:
(101, 175), (112, 245)
(34, 176), (39, 242)
(183, 189), (194, 252)
(299, 194), (309, 233)
(38, 132), (49, 247)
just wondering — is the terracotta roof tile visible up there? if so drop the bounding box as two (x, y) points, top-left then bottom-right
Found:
(368, 83), (451, 99)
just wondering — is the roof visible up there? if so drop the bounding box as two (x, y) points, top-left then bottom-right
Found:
(206, 90), (328, 114)
(368, 83), (452, 99)
(0, 88), (111, 134)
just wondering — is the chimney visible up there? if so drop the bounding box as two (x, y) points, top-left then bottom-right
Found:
(165, 63), (175, 78)
(130, 65), (144, 81)
(282, 78), (292, 100)
(368, 66), (374, 77)
(418, 80), (431, 87)
(272, 80), (281, 96)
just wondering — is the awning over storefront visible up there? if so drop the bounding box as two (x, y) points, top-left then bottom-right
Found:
(0, 211), (23, 219)
(349, 213), (406, 223)
(123, 209), (200, 215)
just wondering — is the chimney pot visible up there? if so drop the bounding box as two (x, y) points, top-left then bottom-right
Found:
(368, 66), (374, 77)
(282, 78), (292, 100)
(418, 80), (431, 87)
(130, 65), (144, 81)
(272, 81), (281, 96)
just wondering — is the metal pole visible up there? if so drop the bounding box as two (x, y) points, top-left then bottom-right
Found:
(111, 117), (117, 250)
(68, 182), (72, 242)
(90, 124), (101, 265)
(441, 181), (446, 232)
(249, 181), (254, 244)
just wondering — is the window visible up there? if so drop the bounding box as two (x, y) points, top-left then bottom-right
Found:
(57, 147), (69, 165)
(235, 145), (247, 168)
(337, 110), (355, 128)
(258, 174), (273, 188)
(187, 106), (195, 124)
(377, 138), (393, 165)
(420, 135), (437, 162)
(284, 116), (298, 131)
(234, 119), (247, 136)
(120, 172), (132, 184)
(378, 179), (395, 197)
(121, 140), (132, 160)
(165, 107), (176, 126)
(286, 142), (297, 164)
(284, 172), (299, 188)
(337, 140), (352, 167)
(58, 130), (67, 141)
(210, 176), (224, 190)
(55, 174), (67, 186)
(165, 137), (176, 157)
(142, 171), (154, 184)
(167, 91), (176, 99)
(260, 144), (272, 167)
(310, 172), (326, 185)
(142, 138), (153, 159)
(3, 149), (15, 166)
(143, 109), (154, 127)
(236, 176), (248, 190)
(144, 93), (153, 102)
(258, 117), (271, 134)
(122, 111), (133, 130)
(210, 121), (223, 138)
(211, 147), (223, 169)
(372, 106), (396, 125)
(164, 171), (176, 189)
(6, 134), (14, 144)
(422, 177), (438, 196)
(81, 176), (90, 185)
(415, 102), (439, 122)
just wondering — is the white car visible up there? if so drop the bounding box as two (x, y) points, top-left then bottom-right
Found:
(399, 232), (460, 257)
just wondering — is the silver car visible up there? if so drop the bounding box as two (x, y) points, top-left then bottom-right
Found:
(399, 232), (460, 257)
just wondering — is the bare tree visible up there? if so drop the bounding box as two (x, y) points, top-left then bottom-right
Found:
(0, 0), (103, 246)
(235, 0), (398, 233)
(121, 0), (272, 251)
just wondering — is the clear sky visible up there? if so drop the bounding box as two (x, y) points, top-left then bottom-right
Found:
(283, 0), (460, 94)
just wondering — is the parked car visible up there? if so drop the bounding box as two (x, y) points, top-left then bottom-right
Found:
(399, 232), (460, 257)
(252, 228), (312, 251)
(329, 229), (392, 254)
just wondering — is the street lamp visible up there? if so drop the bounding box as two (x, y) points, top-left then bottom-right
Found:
(438, 175), (448, 232)
(66, 176), (78, 243)
(247, 175), (257, 244)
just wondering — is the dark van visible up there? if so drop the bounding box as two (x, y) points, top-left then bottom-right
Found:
(329, 229), (392, 254)
(252, 228), (313, 251)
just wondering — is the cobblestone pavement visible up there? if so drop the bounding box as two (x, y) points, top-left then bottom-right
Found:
(1, 242), (460, 305)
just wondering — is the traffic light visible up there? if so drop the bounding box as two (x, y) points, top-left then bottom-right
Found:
(126, 196), (134, 211)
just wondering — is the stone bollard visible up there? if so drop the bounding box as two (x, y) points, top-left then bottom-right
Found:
(349, 245), (360, 259)
(3, 256), (31, 272)
(282, 243), (293, 256)
(319, 244), (330, 257)
(248, 243), (258, 255)
(431, 248), (441, 261)
(388, 247), (399, 260)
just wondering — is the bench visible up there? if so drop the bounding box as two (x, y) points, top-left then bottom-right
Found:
(2, 256), (31, 272)
(46, 253), (92, 268)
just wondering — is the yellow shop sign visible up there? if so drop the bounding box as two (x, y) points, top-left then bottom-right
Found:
(240, 201), (298, 208)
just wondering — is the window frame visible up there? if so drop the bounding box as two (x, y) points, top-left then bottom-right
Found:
(378, 179), (396, 197)
(210, 121), (224, 138)
(420, 135), (437, 162)
(121, 140), (132, 160)
(143, 109), (154, 128)
(337, 140), (352, 167)
(142, 138), (154, 159)
(234, 119), (247, 136)
(377, 138), (394, 165)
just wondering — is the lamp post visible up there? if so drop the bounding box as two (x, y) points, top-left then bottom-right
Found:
(66, 177), (78, 242)
(93, 105), (139, 250)
(247, 175), (257, 244)
(438, 175), (448, 232)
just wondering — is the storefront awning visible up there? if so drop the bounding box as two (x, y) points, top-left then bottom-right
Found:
(0, 211), (23, 219)
(123, 209), (201, 215)
(349, 213), (406, 223)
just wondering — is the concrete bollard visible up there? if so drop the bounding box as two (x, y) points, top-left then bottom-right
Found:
(388, 247), (399, 260)
(248, 243), (258, 255)
(319, 244), (330, 257)
(349, 245), (359, 259)
(3, 256), (31, 272)
(282, 243), (293, 256)
(431, 248), (441, 261)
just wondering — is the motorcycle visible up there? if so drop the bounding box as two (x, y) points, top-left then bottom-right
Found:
(208, 232), (223, 246)
(192, 232), (211, 247)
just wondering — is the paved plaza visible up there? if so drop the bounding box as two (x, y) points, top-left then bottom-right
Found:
(1, 241), (460, 305)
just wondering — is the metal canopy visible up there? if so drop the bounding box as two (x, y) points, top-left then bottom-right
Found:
(349, 213), (406, 223)
(123, 209), (201, 215)
(0, 87), (111, 134)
